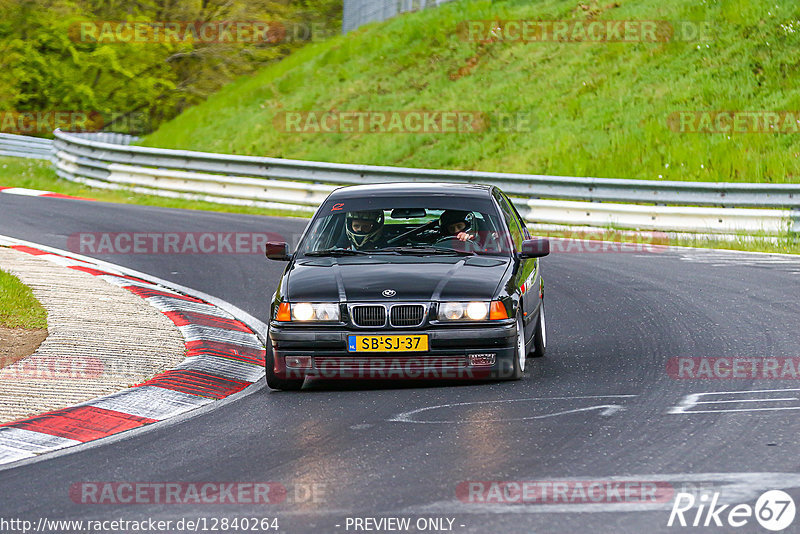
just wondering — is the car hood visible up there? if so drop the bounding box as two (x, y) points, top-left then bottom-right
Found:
(286, 255), (511, 302)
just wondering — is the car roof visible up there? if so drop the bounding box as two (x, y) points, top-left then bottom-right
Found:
(328, 182), (495, 199)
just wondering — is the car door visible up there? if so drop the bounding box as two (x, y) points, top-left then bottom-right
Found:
(493, 190), (538, 339)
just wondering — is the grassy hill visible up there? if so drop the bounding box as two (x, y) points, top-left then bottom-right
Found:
(141, 0), (800, 184)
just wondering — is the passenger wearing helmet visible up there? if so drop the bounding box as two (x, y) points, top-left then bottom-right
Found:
(345, 210), (386, 250)
(439, 210), (475, 242)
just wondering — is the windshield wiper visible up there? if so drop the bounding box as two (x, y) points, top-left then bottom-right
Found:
(304, 248), (370, 256)
(381, 246), (475, 256)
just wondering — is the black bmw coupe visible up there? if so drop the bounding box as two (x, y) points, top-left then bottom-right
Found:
(264, 183), (550, 390)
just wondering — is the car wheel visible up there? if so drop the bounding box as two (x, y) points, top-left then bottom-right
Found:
(530, 303), (546, 358)
(265, 340), (304, 391)
(510, 312), (526, 380)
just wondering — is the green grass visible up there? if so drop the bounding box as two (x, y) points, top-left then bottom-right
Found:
(0, 157), (306, 219)
(0, 268), (47, 329)
(139, 0), (800, 184)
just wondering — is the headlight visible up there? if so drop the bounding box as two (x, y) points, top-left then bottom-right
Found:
(440, 302), (465, 320)
(313, 303), (339, 321)
(438, 301), (490, 321)
(277, 302), (340, 322)
(466, 302), (489, 320)
(293, 303), (315, 321)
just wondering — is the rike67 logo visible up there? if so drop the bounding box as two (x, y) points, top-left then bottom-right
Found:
(668, 490), (795, 531)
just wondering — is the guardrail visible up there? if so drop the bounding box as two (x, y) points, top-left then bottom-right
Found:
(50, 130), (800, 235)
(0, 133), (53, 160)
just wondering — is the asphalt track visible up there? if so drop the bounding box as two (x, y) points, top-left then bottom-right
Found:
(1, 194), (800, 534)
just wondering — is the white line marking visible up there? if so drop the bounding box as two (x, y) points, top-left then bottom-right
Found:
(694, 397), (799, 404)
(695, 388), (800, 396)
(677, 406), (800, 414)
(389, 395), (636, 423)
(669, 388), (800, 414)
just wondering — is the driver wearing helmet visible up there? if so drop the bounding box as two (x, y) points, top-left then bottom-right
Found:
(345, 210), (386, 250)
(439, 210), (475, 242)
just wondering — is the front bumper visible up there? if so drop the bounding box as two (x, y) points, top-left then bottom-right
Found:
(268, 321), (518, 381)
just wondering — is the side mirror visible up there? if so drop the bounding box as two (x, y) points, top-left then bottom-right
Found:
(519, 238), (550, 259)
(265, 242), (290, 261)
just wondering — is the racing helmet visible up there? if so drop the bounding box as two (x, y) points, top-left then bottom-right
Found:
(439, 210), (472, 235)
(346, 210), (385, 249)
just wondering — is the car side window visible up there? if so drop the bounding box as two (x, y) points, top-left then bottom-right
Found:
(494, 191), (524, 251)
(505, 193), (531, 240)
(303, 213), (345, 252)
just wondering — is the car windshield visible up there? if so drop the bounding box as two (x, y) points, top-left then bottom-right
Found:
(300, 196), (513, 256)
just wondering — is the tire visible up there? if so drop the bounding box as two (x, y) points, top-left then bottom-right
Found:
(509, 312), (526, 380)
(530, 303), (546, 358)
(265, 340), (304, 391)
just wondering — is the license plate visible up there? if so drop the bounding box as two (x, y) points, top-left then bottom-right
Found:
(348, 335), (428, 352)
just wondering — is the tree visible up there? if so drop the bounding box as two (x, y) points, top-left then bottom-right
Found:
(0, 0), (342, 134)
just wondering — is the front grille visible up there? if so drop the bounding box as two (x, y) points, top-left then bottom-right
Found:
(390, 304), (425, 327)
(351, 305), (386, 327)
